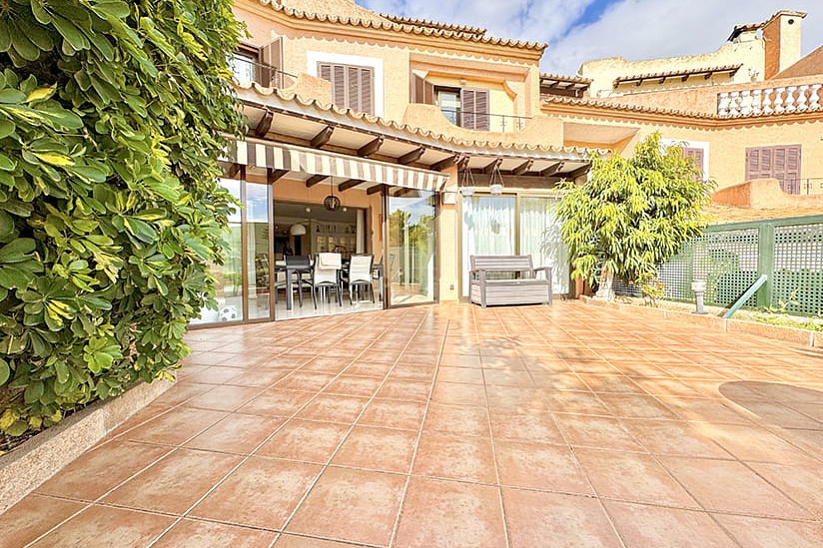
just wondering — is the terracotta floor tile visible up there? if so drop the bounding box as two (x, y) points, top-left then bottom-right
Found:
(124, 407), (228, 446)
(29, 505), (175, 547)
(621, 419), (732, 458)
(273, 534), (365, 547)
(103, 448), (243, 514)
(495, 440), (592, 494)
(485, 385), (549, 411)
(238, 388), (315, 417)
(437, 366), (485, 384)
(276, 372), (336, 391)
(424, 402), (490, 437)
(483, 369), (534, 387)
(357, 398), (427, 430)
(154, 518), (278, 547)
(301, 357), (351, 373)
(286, 467), (405, 546)
(543, 389), (611, 414)
(185, 365), (247, 385)
(0, 494), (86, 548)
(660, 456), (812, 519)
(256, 419), (350, 463)
(227, 367), (292, 388)
(387, 365), (436, 381)
(440, 353), (483, 368)
(344, 361), (393, 378)
(413, 431), (497, 483)
(604, 501), (735, 547)
(184, 413), (286, 454)
(579, 373), (645, 394)
(190, 457), (322, 529)
(36, 440), (172, 501)
(503, 488), (622, 548)
(553, 414), (645, 451)
(703, 423), (812, 464)
(489, 410), (565, 444)
(747, 461), (823, 517)
(575, 448), (698, 507)
(714, 514), (823, 548)
(656, 396), (753, 424)
(331, 425), (418, 473)
(597, 393), (679, 419)
(323, 375), (383, 397)
(394, 477), (506, 548)
(430, 381), (487, 406)
(151, 381), (215, 407)
(297, 394), (369, 423)
(376, 379), (432, 402)
(184, 385), (264, 412)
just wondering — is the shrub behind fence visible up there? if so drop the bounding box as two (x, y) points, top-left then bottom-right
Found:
(615, 215), (823, 316)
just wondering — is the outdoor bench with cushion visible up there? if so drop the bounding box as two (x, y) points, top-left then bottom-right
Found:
(469, 255), (553, 308)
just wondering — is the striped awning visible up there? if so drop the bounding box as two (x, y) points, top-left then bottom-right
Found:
(221, 138), (450, 192)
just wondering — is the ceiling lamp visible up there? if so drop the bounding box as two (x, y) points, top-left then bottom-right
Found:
(290, 223), (306, 236)
(324, 180), (341, 211)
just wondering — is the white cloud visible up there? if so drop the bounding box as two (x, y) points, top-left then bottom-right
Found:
(355, 0), (823, 76)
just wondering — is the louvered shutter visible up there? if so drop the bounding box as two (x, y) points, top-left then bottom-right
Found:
(359, 67), (373, 115)
(332, 65), (346, 107)
(347, 66), (361, 112)
(411, 74), (434, 104)
(745, 149), (759, 181)
(460, 89), (476, 129)
(773, 147), (787, 190)
(682, 147), (704, 180)
(259, 38), (282, 87)
(785, 146), (801, 194)
(474, 89), (490, 131)
(745, 145), (802, 193)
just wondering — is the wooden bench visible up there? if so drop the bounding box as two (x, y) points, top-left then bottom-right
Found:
(469, 255), (553, 308)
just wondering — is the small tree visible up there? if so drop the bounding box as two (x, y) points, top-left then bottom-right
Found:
(558, 132), (714, 300)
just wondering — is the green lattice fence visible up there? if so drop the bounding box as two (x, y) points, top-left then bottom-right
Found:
(616, 215), (823, 316)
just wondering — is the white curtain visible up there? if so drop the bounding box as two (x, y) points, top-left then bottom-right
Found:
(520, 197), (569, 294)
(461, 196), (516, 296)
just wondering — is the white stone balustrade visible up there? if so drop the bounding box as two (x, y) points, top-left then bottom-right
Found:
(717, 84), (823, 117)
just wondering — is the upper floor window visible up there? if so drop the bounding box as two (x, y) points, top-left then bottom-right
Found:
(411, 75), (489, 131)
(231, 39), (284, 88)
(318, 63), (374, 115)
(682, 147), (705, 181)
(231, 47), (258, 83)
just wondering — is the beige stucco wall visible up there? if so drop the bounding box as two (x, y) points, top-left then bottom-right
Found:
(580, 41), (765, 98)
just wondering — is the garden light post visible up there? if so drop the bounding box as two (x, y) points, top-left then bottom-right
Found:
(692, 280), (707, 315)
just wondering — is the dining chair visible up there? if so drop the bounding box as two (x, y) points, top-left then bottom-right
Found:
(311, 253), (343, 308)
(347, 254), (375, 304)
(285, 255), (311, 307)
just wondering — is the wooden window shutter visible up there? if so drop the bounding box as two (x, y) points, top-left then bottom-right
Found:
(411, 74), (434, 105)
(785, 145), (801, 194)
(460, 88), (476, 129)
(474, 89), (490, 131)
(682, 147), (704, 180)
(332, 65), (346, 107)
(259, 38), (282, 87)
(744, 145), (802, 193)
(346, 66), (361, 112)
(745, 148), (758, 181)
(360, 67), (373, 115)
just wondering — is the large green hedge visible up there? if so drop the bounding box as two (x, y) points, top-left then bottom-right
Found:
(0, 1), (245, 436)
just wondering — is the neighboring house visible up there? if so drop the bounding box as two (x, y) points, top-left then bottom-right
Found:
(198, 1), (823, 326)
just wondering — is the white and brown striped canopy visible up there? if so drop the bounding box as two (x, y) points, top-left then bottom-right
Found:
(221, 138), (450, 192)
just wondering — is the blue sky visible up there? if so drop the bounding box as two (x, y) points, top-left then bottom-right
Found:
(355, 0), (821, 75)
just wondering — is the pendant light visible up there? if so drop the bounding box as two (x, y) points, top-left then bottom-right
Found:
(459, 157), (475, 196)
(489, 161), (505, 196)
(324, 180), (341, 211)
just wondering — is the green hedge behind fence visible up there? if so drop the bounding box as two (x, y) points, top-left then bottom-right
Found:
(616, 215), (823, 316)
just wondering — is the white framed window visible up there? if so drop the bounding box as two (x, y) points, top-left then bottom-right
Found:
(662, 139), (709, 181)
(307, 52), (384, 117)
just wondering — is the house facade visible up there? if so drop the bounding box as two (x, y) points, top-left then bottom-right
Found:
(195, 1), (823, 326)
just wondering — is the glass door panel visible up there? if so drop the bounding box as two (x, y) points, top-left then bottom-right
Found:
(192, 178), (243, 324)
(388, 191), (436, 305)
(461, 195), (516, 296)
(246, 181), (272, 320)
(520, 196), (569, 294)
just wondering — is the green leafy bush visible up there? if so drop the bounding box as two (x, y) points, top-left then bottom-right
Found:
(0, 1), (244, 436)
(558, 132), (715, 299)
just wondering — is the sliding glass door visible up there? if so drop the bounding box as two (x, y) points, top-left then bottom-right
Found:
(461, 195), (516, 296)
(387, 190), (436, 305)
(519, 196), (569, 294)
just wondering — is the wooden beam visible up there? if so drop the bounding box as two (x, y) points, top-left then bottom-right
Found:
(367, 184), (388, 195)
(483, 158), (502, 174)
(431, 154), (458, 171)
(225, 163), (241, 178)
(253, 110), (274, 137)
(306, 174), (329, 187)
(512, 160), (534, 176)
(539, 161), (564, 177)
(267, 168), (289, 184)
(338, 179), (364, 192)
(398, 146), (425, 165)
(565, 165), (591, 179)
(358, 137), (384, 158)
(310, 126), (334, 149)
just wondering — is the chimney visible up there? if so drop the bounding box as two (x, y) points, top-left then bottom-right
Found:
(762, 10), (807, 79)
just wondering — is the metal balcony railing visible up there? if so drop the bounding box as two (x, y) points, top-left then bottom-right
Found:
(717, 84), (822, 117)
(802, 178), (823, 195)
(230, 57), (297, 89)
(439, 107), (531, 132)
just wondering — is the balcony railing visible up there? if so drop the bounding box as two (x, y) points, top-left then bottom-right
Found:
(230, 57), (297, 90)
(718, 84), (822, 117)
(439, 107), (531, 132)
(802, 178), (823, 196)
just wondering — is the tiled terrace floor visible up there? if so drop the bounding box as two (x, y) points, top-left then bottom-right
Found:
(3, 302), (823, 547)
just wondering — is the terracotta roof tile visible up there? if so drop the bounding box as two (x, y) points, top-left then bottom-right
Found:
(252, 0), (546, 51)
(378, 14), (487, 36)
(236, 81), (597, 159)
(613, 64), (742, 86)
